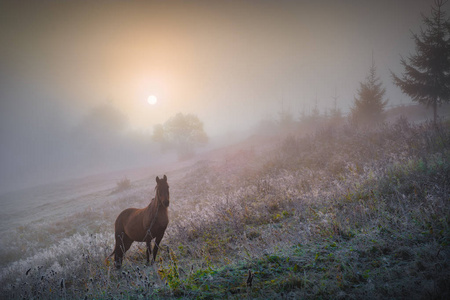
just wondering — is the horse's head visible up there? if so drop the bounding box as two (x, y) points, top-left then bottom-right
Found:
(156, 175), (170, 207)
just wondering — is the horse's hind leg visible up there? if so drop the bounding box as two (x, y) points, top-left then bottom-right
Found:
(114, 233), (133, 269)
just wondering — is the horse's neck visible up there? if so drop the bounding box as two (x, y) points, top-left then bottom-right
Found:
(148, 194), (165, 212)
(151, 196), (168, 215)
(147, 197), (158, 211)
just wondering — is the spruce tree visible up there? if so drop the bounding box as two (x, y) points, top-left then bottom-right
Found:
(330, 89), (343, 123)
(392, 0), (450, 125)
(351, 60), (388, 126)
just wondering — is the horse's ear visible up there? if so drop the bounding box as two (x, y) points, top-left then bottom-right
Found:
(163, 175), (167, 182)
(156, 176), (160, 184)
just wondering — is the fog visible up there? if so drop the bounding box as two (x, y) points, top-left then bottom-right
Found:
(0, 0), (440, 193)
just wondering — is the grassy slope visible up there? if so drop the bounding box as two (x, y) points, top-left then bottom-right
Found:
(164, 120), (450, 299)
(1, 119), (449, 299)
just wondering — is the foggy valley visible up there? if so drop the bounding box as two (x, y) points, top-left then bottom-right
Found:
(0, 0), (449, 299)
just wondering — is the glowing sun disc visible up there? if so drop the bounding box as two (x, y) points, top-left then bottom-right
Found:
(147, 95), (157, 105)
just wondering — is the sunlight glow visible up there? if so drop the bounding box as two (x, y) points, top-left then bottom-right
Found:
(147, 95), (158, 105)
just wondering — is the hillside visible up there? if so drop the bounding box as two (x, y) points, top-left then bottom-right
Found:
(0, 118), (449, 299)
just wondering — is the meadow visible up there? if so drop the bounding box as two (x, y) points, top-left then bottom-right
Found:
(0, 118), (449, 299)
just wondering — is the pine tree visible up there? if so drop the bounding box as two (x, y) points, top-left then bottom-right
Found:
(278, 100), (294, 130)
(351, 60), (388, 126)
(311, 95), (320, 122)
(330, 89), (343, 123)
(392, 0), (450, 125)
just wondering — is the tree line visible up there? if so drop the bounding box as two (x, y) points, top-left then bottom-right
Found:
(274, 0), (450, 131)
(154, 0), (450, 156)
(354, 0), (450, 127)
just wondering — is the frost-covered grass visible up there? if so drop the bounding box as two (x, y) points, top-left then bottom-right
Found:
(1, 119), (449, 299)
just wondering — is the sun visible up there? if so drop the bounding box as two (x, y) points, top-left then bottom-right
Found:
(147, 95), (157, 105)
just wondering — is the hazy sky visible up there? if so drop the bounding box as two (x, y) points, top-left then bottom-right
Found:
(1, 0), (441, 137)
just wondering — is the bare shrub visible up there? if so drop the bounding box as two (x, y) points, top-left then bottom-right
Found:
(113, 177), (132, 193)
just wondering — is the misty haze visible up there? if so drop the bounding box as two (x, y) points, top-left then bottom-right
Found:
(0, 0), (449, 299)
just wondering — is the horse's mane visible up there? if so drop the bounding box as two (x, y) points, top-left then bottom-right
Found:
(150, 184), (162, 207)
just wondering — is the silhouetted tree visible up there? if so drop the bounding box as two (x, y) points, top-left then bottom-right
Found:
(152, 113), (208, 159)
(76, 101), (128, 139)
(299, 105), (308, 123)
(311, 97), (320, 121)
(330, 89), (343, 123)
(72, 102), (129, 167)
(278, 101), (295, 131)
(351, 60), (388, 126)
(330, 106), (342, 123)
(392, 0), (450, 125)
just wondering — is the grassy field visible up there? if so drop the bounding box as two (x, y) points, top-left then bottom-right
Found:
(1, 118), (449, 299)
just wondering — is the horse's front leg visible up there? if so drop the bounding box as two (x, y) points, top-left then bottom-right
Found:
(152, 235), (164, 264)
(146, 240), (152, 264)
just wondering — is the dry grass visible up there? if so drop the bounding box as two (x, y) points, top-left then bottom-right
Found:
(1, 119), (449, 299)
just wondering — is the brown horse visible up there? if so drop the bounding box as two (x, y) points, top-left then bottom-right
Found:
(108, 175), (170, 268)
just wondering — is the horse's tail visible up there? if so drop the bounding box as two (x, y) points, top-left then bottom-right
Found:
(105, 250), (115, 265)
